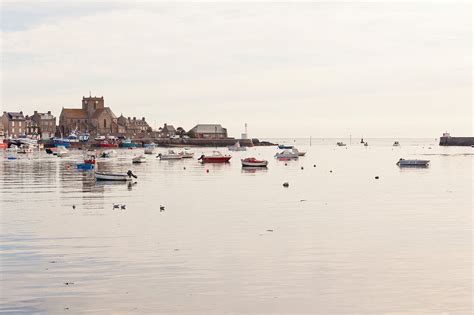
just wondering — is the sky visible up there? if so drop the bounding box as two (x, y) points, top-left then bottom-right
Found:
(1, 1), (472, 138)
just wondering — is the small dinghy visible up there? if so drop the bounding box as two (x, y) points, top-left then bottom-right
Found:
(77, 163), (94, 170)
(132, 155), (146, 163)
(241, 157), (268, 167)
(144, 146), (155, 155)
(278, 144), (293, 149)
(393, 141), (400, 146)
(228, 142), (246, 151)
(337, 142), (346, 146)
(396, 158), (430, 167)
(157, 150), (183, 160)
(56, 146), (69, 157)
(274, 150), (299, 159)
(198, 151), (231, 163)
(95, 170), (137, 181)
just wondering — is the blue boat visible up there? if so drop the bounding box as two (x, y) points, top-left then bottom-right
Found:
(53, 139), (71, 148)
(278, 144), (293, 149)
(121, 138), (138, 148)
(77, 163), (94, 170)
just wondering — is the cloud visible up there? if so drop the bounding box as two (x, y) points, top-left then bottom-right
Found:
(1, 2), (471, 137)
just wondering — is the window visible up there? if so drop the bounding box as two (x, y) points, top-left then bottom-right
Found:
(18, 121), (22, 127)
(12, 121), (15, 127)
(104, 119), (107, 128)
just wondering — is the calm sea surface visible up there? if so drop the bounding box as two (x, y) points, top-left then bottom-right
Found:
(1, 138), (472, 314)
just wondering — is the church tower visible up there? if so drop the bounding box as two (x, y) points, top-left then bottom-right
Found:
(82, 95), (105, 117)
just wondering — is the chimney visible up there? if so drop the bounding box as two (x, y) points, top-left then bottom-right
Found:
(20, 111), (23, 114)
(34, 111), (38, 115)
(142, 117), (145, 121)
(47, 111), (51, 115)
(133, 117), (136, 120)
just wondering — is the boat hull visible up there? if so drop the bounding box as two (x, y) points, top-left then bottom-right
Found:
(278, 145), (293, 149)
(95, 172), (132, 181)
(397, 159), (430, 167)
(201, 156), (231, 163)
(100, 143), (118, 148)
(241, 159), (268, 167)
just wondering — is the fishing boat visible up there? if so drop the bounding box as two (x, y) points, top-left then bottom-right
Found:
(396, 158), (430, 167)
(53, 138), (71, 148)
(198, 151), (231, 163)
(83, 151), (96, 164)
(121, 138), (138, 148)
(179, 150), (194, 158)
(157, 150), (183, 160)
(95, 170), (137, 181)
(132, 155), (146, 163)
(291, 148), (306, 156)
(228, 142), (246, 151)
(77, 163), (94, 170)
(100, 141), (118, 148)
(241, 157), (268, 167)
(393, 141), (400, 146)
(364, 142), (368, 147)
(278, 144), (293, 149)
(337, 142), (346, 146)
(274, 150), (299, 159)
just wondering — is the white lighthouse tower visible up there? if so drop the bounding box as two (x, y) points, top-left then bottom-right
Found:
(241, 123), (248, 139)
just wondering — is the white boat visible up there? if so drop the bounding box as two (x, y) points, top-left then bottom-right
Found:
(274, 150), (299, 159)
(228, 142), (246, 151)
(56, 146), (69, 157)
(132, 155), (146, 163)
(144, 147), (155, 154)
(291, 148), (306, 156)
(337, 142), (346, 146)
(241, 157), (268, 167)
(95, 170), (137, 181)
(17, 145), (34, 154)
(179, 150), (194, 158)
(393, 141), (400, 146)
(157, 150), (183, 160)
(396, 158), (430, 167)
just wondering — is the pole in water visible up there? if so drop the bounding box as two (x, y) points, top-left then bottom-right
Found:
(310, 136), (312, 146)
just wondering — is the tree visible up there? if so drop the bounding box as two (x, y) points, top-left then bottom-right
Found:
(176, 127), (186, 137)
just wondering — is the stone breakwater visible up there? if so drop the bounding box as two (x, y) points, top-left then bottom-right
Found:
(439, 136), (474, 146)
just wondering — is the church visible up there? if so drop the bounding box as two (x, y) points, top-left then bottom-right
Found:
(58, 96), (150, 136)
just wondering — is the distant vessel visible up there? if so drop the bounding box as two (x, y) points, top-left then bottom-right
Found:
(241, 157), (268, 167)
(132, 155), (146, 163)
(274, 150), (299, 159)
(291, 148), (306, 156)
(157, 150), (183, 160)
(396, 158), (430, 167)
(95, 170), (137, 181)
(337, 142), (346, 147)
(198, 151), (231, 163)
(278, 144), (293, 149)
(121, 138), (138, 148)
(393, 141), (400, 146)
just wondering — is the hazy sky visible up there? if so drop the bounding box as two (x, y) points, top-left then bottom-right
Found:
(1, 1), (472, 138)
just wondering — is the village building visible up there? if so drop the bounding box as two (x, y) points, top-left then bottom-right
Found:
(1, 111), (26, 138)
(117, 115), (151, 135)
(31, 111), (56, 139)
(59, 96), (149, 137)
(188, 124), (228, 139)
(157, 123), (176, 138)
(24, 115), (40, 138)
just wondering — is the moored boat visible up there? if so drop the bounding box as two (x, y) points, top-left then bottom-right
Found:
(157, 150), (183, 160)
(179, 149), (194, 158)
(337, 142), (346, 146)
(278, 144), (293, 149)
(95, 170), (137, 181)
(121, 138), (138, 148)
(241, 157), (268, 167)
(99, 150), (116, 158)
(132, 155), (146, 163)
(144, 146), (155, 154)
(198, 151), (231, 163)
(56, 146), (69, 157)
(396, 158), (430, 167)
(77, 163), (94, 170)
(274, 150), (298, 159)
(84, 151), (96, 164)
(393, 141), (400, 146)
(100, 141), (118, 148)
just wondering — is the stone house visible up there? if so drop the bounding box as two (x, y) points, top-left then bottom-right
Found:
(158, 123), (176, 138)
(117, 115), (151, 136)
(31, 111), (56, 139)
(1, 111), (26, 138)
(188, 124), (228, 139)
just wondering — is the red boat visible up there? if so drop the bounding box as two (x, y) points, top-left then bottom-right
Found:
(198, 151), (231, 163)
(100, 141), (118, 148)
(0, 142), (7, 149)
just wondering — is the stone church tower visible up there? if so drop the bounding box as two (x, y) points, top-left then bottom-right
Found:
(82, 96), (104, 117)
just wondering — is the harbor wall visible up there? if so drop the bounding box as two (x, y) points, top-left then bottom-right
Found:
(439, 136), (474, 146)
